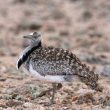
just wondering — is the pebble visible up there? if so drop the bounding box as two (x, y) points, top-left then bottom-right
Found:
(0, 77), (6, 81)
(106, 106), (110, 110)
(0, 107), (3, 110)
(23, 102), (34, 108)
(3, 107), (14, 110)
(78, 53), (103, 64)
(101, 65), (110, 76)
(18, 20), (42, 31)
(0, 66), (7, 73)
(95, 43), (110, 52)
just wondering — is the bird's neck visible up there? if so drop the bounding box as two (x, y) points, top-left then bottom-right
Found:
(17, 42), (41, 69)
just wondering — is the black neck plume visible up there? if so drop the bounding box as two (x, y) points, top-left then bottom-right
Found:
(17, 42), (41, 69)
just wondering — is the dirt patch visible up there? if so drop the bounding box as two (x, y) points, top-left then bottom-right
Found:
(0, 0), (110, 110)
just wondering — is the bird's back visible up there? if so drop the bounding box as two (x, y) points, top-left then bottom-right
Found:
(24, 46), (103, 91)
(27, 47), (80, 76)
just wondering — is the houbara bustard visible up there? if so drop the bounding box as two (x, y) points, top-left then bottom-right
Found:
(17, 32), (102, 104)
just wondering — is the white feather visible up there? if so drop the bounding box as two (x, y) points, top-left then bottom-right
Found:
(29, 64), (66, 83)
(29, 64), (79, 83)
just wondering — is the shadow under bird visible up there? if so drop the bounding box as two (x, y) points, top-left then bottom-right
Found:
(16, 32), (102, 105)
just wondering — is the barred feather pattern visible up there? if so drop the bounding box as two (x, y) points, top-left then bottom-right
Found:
(25, 46), (102, 91)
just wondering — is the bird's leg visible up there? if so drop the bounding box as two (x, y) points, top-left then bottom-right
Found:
(50, 83), (57, 104)
(50, 83), (62, 104)
(37, 83), (62, 98)
(50, 83), (62, 105)
(36, 88), (53, 97)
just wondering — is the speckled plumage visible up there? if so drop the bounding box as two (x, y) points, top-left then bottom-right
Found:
(17, 32), (102, 95)
(17, 32), (103, 104)
(24, 46), (101, 91)
(28, 47), (79, 76)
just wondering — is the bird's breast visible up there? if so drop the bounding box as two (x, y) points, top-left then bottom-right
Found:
(29, 63), (66, 83)
(27, 63), (79, 83)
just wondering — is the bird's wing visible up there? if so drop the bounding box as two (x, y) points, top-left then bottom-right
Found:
(29, 47), (80, 76)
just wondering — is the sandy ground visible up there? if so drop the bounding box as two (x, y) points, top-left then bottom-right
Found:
(0, 0), (110, 110)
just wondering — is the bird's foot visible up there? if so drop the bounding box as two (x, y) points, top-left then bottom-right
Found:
(36, 83), (62, 97)
(36, 88), (53, 97)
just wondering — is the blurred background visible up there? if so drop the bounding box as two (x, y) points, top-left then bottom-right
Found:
(0, 0), (110, 110)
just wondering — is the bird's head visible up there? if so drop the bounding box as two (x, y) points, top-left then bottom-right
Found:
(23, 32), (41, 45)
(16, 32), (42, 70)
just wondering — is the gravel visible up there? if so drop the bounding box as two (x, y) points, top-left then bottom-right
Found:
(101, 65), (110, 76)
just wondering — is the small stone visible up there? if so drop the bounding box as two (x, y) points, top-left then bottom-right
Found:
(61, 107), (70, 110)
(95, 43), (110, 52)
(106, 106), (110, 110)
(23, 102), (34, 108)
(60, 30), (69, 36)
(0, 66), (7, 73)
(18, 20), (42, 31)
(15, 95), (23, 100)
(3, 107), (14, 110)
(14, 0), (25, 3)
(0, 77), (6, 81)
(0, 107), (3, 110)
(78, 53), (103, 64)
(6, 100), (22, 107)
(82, 11), (92, 21)
(2, 88), (14, 94)
(101, 65), (110, 76)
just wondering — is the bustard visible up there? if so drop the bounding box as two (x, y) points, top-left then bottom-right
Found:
(17, 32), (102, 104)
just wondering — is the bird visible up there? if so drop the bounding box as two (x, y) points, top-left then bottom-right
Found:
(16, 32), (102, 105)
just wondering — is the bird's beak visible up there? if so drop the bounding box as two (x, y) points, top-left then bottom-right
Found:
(23, 35), (32, 39)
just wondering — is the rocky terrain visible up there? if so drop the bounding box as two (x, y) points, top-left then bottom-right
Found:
(0, 0), (110, 110)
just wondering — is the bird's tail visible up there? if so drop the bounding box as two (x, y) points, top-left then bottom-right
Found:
(77, 63), (103, 92)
